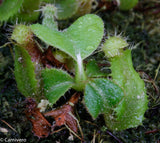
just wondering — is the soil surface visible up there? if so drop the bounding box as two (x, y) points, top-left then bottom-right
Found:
(0, 0), (160, 142)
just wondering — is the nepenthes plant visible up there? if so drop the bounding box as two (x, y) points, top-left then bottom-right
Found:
(10, 3), (148, 139)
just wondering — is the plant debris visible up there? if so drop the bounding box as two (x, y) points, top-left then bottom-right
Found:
(26, 40), (70, 72)
(44, 92), (80, 133)
(25, 92), (80, 139)
(25, 98), (51, 138)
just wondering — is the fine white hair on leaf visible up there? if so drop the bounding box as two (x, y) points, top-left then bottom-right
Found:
(114, 28), (118, 36)
(34, 8), (43, 12)
(129, 41), (143, 50)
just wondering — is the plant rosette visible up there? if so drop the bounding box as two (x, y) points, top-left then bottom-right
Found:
(12, 13), (148, 132)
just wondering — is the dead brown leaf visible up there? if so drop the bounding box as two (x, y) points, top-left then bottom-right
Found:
(25, 98), (51, 138)
(44, 92), (80, 133)
(25, 40), (70, 72)
(24, 93), (80, 139)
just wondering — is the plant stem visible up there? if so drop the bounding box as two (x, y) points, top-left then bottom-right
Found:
(74, 53), (86, 91)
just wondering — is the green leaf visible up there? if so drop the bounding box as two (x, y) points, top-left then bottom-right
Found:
(84, 78), (124, 119)
(65, 14), (104, 60)
(42, 68), (74, 104)
(85, 60), (107, 78)
(14, 46), (38, 97)
(104, 50), (148, 130)
(0, 0), (23, 22)
(30, 14), (104, 60)
(119, 0), (138, 11)
(30, 24), (73, 57)
(55, 0), (79, 20)
(13, 0), (40, 22)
